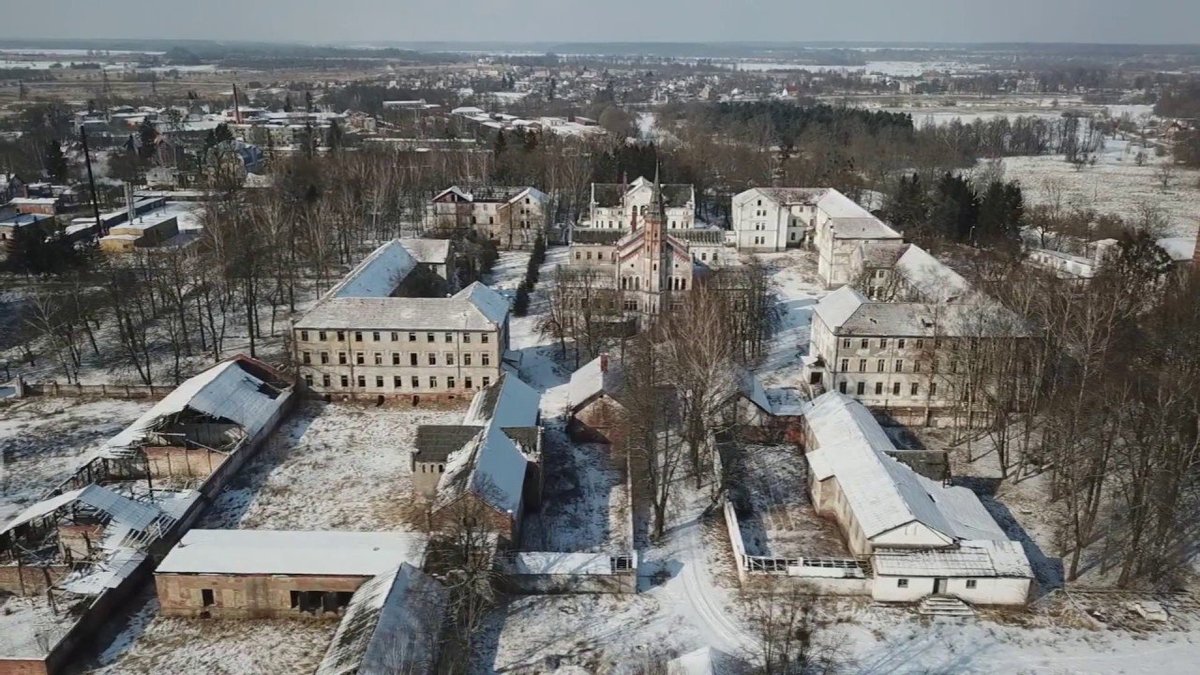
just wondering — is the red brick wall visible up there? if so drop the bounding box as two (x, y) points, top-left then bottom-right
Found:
(144, 446), (227, 479)
(0, 565), (70, 596)
(0, 658), (49, 675)
(156, 572), (371, 619)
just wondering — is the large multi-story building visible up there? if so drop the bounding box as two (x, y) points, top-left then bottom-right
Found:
(585, 176), (697, 230)
(427, 185), (550, 250)
(731, 187), (901, 288)
(801, 285), (1025, 426)
(292, 240), (510, 402)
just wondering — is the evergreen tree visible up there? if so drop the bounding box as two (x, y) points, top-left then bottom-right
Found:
(43, 139), (68, 183)
(326, 119), (343, 150)
(976, 180), (1025, 250)
(929, 173), (979, 242)
(885, 173), (927, 230)
(493, 130), (507, 158)
(513, 282), (531, 317)
(2, 225), (83, 275)
(137, 119), (159, 160)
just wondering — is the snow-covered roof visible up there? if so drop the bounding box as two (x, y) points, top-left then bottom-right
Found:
(464, 371), (540, 429)
(325, 239), (418, 300)
(316, 564), (448, 675)
(893, 245), (973, 303)
(873, 540), (1032, 578)
(567, 355), (627, 412)
(816, 188), (876, 220)
(437, 424), (529, 515)
(813, 285), (868, 331)
(398, 237), (451, 264)
(101, 357), (287, 457)
(804, 392), (1009, 543)
(1157, 236), (1197, 263)
(736, 367), (774, 414)
(1, 484), (166, 537)
(452, 282), (510, 327)
(668, 647), (740, 675)
(59, 549), (147, 595)
(157, 530), (426, 576)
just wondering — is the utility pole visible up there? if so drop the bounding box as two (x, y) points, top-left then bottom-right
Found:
(79, 125), (103, 235)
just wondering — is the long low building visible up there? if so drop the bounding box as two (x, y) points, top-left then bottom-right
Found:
(155, 530), (427, 618)
(293, 239), (510, 402)
(801, 392), (1033, 605)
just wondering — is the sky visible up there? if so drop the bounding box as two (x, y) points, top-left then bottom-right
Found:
(0, 0), (1196, 45)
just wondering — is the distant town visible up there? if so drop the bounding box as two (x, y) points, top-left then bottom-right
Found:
(1, 37), (1200, 675)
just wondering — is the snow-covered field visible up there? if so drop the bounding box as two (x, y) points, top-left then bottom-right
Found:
(90, 594), (334, 675)
(1001, 139), (1200, 239)
(200, 400), (463, 530)
(752, 248), (826, 388)
(0, 396), (153, 521)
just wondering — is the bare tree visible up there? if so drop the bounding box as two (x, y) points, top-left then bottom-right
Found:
(742, 582), (845, 675)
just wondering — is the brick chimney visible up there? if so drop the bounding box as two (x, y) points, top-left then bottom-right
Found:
(600, 352), (609, 373)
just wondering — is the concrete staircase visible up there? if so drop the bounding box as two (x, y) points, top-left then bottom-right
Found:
(918, 594), (975, 617)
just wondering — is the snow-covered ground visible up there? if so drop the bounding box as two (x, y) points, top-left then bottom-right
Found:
(90, 593), (334, 675)
(200, 400), (463, 530)
(1001, 138), (1200, 239)
(736, 443), (846, 558)
(0, 397), (153, 521)
(751, 248), (826, 388)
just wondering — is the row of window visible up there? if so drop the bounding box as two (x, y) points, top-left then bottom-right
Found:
(304, 373), (491, 391)
(839, 380), (938, 397)
(842, 337), (925, 350)
(301, 351), (492, 367)
(839, 358), (922, 374)
(894, 579), (977, 589)
(299, 330), (490, 345)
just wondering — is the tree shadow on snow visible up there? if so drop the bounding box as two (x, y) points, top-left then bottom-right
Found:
(957, 476), (1065, 596)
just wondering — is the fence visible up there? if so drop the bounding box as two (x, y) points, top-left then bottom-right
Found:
(19, 380), (180, 400)
(496, 551), (638, 594)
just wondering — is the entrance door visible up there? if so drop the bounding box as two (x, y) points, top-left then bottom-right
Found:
(933, 578), (948, 594)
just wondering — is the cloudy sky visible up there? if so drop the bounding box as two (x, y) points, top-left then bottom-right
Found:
(0, 0), (1195, 45)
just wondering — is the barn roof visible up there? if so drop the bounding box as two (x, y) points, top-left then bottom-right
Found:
(873, 540), (1032, 578)
(316, 563), (448, 675)
(325, 239), (418, 300)
(414, 425), (484, 463)
(157, 530), (426, 576)
(894, 245), (973, 303)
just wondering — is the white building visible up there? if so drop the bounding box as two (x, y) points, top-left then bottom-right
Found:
(803, 392), (1033, 605)
(586, 176), (696, 230)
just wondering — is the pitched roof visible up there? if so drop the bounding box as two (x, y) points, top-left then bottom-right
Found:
(452, 282), (510, 327)
(464, 371), (540, 428)
(414, 425), (484, 463)
(325, 240), (418, 300)
(316, 564), (448, 675)
(567, 355), (626, 412)
(398, 238), (451, 265)
(294, 292), (507, 332)
(804, 392), (1009, 543)
(101, 356), (288, 457)
(893, 245), (973, 303)
(157, 530), (426, 576)
(813, 286), (868, 332)
(873, 540), (1033, 578)
(1, 484), (171, 538)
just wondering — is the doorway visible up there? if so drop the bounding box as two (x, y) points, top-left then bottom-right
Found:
(933, 578), (948, 594)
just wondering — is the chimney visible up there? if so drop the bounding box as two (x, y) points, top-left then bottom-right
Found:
(600, 352), (609, 373)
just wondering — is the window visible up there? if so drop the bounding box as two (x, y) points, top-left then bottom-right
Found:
(340, 375), (349, 388)
(861, 339), (869, 349)
(447, 376), (456, 389)
(842, 339), (851, 348)
(465, 376), (473, 389)
(337, 331), (345, 341)
(444, 333), (453, 343)
(880, 339), (888, 348)
(301, 351), (311, 364)
(915, 339), (924, 349)
(354, 331), (363, 342)
(338, 352), (347, 365)
(392, 353), (401, 365)
(318, 331), (327, 341)
(911, 382), (919, 396)
(391, 332), (399, 341)
(856, 381), (865, 395)
(839, 358), (849, 372)
(463, 333), (471, 344)
(464, 353), (472, 366)
(408, 353), (416, 366)
(858, 359), (867, 372)
(356, 352), (365, 365)
(375, 376), (384, 388)
(892, 382), (901, 395)
(357, 376), (366, 388)
(428, 353), (437, 366)
(374, 352), (383, 366)
(320, 352), (329, 365)
(408, 332), (417, 342)
(429, 376), (438, 388)
(482, 376), (491, 387)
(897, 579), (909, 588)
(202, 589), (215, 607)
(446, 353), (455, 366)
(426, 333), (435, 343)
(839, 381), (847, 394)
(898, 339), (906, 349)
(930, 383), (938, 396)
(300, 330), (310, 342)
(914, 362), (922, 373)
(481, 353), (491, 366)
(966, 580), (977, 589)
(877, 359), (885, 372)
(322, 374), (331, 387)
(303, 374), (313, 387)
(481, 334), (489, 344)
(895, 360), (903, 372)
(411, 376), (420, 388)
(394, 376), (402, 388)
(875, 382), (884, 395)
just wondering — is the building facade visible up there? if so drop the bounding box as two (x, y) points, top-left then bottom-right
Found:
(586, 176), (696, 230)
(427, 185), (549, 250)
